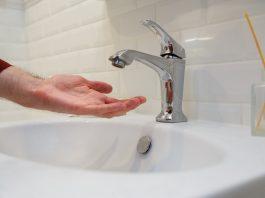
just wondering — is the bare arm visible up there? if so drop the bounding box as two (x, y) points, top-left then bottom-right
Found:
(0, 62), (146, 118)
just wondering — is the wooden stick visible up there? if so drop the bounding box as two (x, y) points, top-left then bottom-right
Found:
(244, 12), (265, 129)
(244, 12), (265, 69)
(256, 103), (265, 128)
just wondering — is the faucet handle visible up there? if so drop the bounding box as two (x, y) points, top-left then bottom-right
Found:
(141, 19), (185, 59)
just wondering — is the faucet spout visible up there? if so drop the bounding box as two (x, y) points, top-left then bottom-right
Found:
(109, 50), (169, 72)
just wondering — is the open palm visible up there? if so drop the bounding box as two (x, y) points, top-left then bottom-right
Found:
(32, 75), (146, 118)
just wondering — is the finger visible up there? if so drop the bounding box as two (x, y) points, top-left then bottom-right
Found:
(101, 97), (146, 118)
(105, 96), (146, 105)
(82, 102), (127, 115)
(86, 80), (113, 94)
(99, 112), (127, 119)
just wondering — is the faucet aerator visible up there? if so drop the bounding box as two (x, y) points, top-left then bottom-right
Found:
(109, 56), (126, 68)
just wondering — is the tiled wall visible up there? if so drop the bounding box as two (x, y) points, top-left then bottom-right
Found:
(0, 0), (26, 65)
(0, 0), (28, 112)
(1, 0), (265, 125)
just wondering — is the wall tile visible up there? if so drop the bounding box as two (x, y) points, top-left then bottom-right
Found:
(136, 0), (159, 8)
(117, 5), (155, 37)
(32, 0), (49, 22)
(41, 14), (61, 37)
(242, 103), (251, 126)
(187, 61), (262, 103)
(0, 7), (24, 27)
(156, 0), (206, 32)
(180, 19), (261, 65)
(134, 98), (161, 115)
(27, 22), (43, 41)
(54, 8), (81, 32)
(67, 0), (85, 7)
(0, 43), (28, 61)
(0, 26), (26, 43)
(207, 0), (265, 24)
(105, 0), (137, 17)
(78, 0), (106, 25)
(48, 0), (68, 15)
(195, 102), (243, 124)
(120, 65), (160, 100)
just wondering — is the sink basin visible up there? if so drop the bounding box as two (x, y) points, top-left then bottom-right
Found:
(1, 114), (265, 198)
(0, 119), (223, 172)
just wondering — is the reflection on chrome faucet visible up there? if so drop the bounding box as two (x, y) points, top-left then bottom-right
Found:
(109, 19), (187, 123)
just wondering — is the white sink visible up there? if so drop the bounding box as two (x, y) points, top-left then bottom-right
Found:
(0, 119), (223, 172)
(0, 114), (265, 198)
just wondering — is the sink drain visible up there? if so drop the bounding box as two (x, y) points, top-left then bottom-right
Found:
(137, 136), (152, 154)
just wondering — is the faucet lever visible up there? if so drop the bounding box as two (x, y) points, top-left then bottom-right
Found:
(141, 19), (185, 59)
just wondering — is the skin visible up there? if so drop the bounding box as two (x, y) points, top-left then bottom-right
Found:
(0, 67), (146, 118)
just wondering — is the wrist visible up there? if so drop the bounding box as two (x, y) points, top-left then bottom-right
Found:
(0, 67), (43, 108)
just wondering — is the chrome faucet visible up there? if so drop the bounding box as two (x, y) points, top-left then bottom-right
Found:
(109, 19), (187, 123)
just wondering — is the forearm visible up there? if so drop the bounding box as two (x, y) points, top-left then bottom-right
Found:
(0, 66), (42, 107)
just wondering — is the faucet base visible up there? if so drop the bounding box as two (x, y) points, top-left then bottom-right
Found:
(156, 111), (187, 123)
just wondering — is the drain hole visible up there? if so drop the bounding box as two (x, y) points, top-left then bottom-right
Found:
(137, 136), (152, 154)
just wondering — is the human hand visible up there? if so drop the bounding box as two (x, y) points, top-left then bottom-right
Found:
(31, 74), (146, 118)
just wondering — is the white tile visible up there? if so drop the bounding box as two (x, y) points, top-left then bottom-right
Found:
(207, 0), (265, 24)
(242, 103), (251, 126)
(183, 101), (198, 120)
(250, 15), (265, 54)
(37, 37), (56, 57)
(78, 0), (106, 25)
(117, 5), (155, 37)
(187, 61), (262, 103)
(68, 19), (113, 51)
(77, 47), (108, 72)
(195, 102), (243, 124)
(156, 0), (205, 32)
(0, 43), (28, 61)
(27, 22), (43, 41)
(67, 0), (85, 6)
(93, 20), (113, 47)
(136, 0), (159, 8)
(48, 0), (69, 15)
(0, 26), (26, 43)
(180, 19), (260, 65)
(105, 0), (137, 17)
(32, 0), (50, 22)
(33, 52), (82, 76)
(134, 98), (161, 115)
(120, 65), (160, 100)
(0, 8), (24, 27)
(28, 42), (39, 59)
(55, 7), (81, 32)
(136, 32), (160, 56)
(41, 15), (61, 37)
